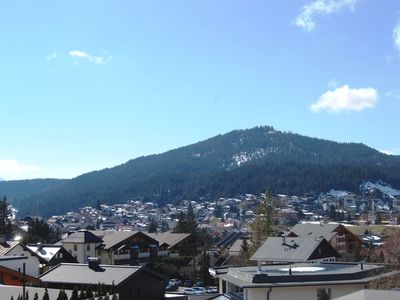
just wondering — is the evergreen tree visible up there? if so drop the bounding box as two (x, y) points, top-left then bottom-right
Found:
(70, 286), (79, 300)
(42, 288), (50, 300)
(240, 238), (250, 265)
(250, 191), (277, 249)
(0, 196), (13, 238)
(148, 221), (158, 233)
(33, 293), (39, 300)
(78, 288), (86, 300)
(85, 286), (94, 298)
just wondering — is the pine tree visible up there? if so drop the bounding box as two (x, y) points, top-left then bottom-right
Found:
(70, 286), (79, 300)
(42, 288), (50, 300)
(78, 288), (86, 300)
(85, 286), (94, 298)
(0, 196), (13, 238)
(33, 293), (39, 300)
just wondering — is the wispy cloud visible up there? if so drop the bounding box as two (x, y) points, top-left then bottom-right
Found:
(0, 159), (40, 179)
(295, 0), (359, 32)
(394, 21), (400, 51)
(310, 84), (378, 113)
(385, 91), (400, 100)
(327, 78), (340, 89)
(69, 50), (112, 64)
(46, 52), (58, 61)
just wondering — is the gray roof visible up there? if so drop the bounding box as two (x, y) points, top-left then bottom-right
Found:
(289, 223), (341, 241)
(100, 231), (140, 250)
(61, 230), (103, 244)
(211, 262), (391, 288)
(39, 263), (141, 285)
(92, 231), (159, 250)
(0, 241), (19, 256)
(251, 237), (328, 262)
(147, 232), (191, 248)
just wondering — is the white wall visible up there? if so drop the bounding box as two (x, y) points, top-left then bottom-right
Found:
(3, 244), (40, 277)
(245, 284), (364, 300)
(62, 242), (99, 263)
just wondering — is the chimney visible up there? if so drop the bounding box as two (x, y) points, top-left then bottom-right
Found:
(37, 242), (43, 252)
(88, 257), (100, 270)
(0, 234), (6, 244)
(281, 234), (286, 245)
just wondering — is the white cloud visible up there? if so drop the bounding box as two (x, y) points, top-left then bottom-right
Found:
(69, 50), (112, 64)
(0, 160), (40, 180)
(295, 0), (359, 32)
(394, 21), (400, 51)
(310, 84), (378, 113)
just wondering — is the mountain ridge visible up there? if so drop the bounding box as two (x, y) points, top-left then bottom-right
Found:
(2, 126), (400, 217)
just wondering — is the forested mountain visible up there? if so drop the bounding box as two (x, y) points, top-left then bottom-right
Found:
(3, 126), (400, 217)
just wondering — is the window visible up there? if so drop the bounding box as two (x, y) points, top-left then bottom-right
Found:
(73, 244), (77, 251)
(87, 244), (91, 251)
(317, 288), (331, 300)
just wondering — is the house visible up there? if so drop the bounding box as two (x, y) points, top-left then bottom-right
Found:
(0, 256), (40, 283)
(0, 241), (42, 277)
(209, 262), (395, 300)
(94, 230), (160, 265)
(147, 231), (202, 257)
(288, 223), (361, 260)
(335, 289), (400, 300)
(0, 263), (40, 286)
(60, 229), (103, 263)
(39, 259), (166, 300)
(251, 236), (340, 264)
(26, 243), (78, 272)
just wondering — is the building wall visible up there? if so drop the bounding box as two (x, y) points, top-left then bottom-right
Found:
(2, 246), (40, 277)
(62, 242), (99, 263)
(245, 284), (364, 300)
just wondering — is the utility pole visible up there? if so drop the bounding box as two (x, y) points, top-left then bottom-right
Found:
(22, 263), (26, 300)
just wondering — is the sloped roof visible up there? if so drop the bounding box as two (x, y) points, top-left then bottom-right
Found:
(61, 230), (103, 244)
(0, 241), (20, 256)
(251, 236), (332, 262)
(100, 231), (140, 250)
(26, 244), (64, 262)
(147, 232), (191, 248)
(289, 223), (340, 241)
(39, 263), (142, 286)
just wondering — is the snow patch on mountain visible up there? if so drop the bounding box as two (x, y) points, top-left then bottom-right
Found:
(231, 147), (279, 167)
(360, 181), (400, 198)
(327, 190), (350, 197)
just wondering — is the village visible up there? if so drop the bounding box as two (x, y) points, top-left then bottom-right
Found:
(1, 183), (400, 300)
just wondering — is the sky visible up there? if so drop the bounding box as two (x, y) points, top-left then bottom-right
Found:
(1, 0), (400, 180)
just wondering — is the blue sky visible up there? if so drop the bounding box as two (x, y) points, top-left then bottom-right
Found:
(1, 0), (400, 180)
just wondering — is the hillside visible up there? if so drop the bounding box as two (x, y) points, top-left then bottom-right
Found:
(4, 126), (400, 217)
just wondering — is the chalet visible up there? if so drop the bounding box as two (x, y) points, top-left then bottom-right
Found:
(147, 231), (202, 257)
(94, 230), (160, 265)
(0, 256), (40, 283)
(26, 243), (77, 272)
(0, 241), (42, 277)
(39, 259), (166, 300)
(59, 229), (103, 263)
(251, 236), (340, 264)
(0, 263), (40, 286)
(288, 223), (361, 260)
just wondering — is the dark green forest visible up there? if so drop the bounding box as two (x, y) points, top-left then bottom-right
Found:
(2, 126), (400, 217)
